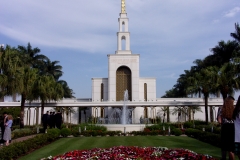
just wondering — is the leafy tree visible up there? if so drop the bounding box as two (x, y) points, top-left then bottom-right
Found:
(58, 80), (75, 98)
(18, 67), (39, 128)
(32, 75), (64, 117)
(18, 42), (47, 68)
(187, 67), (216, 124)
(231, 23), (240, 43)
(39, 59), (63, 81)
(0, 46), (22, 98)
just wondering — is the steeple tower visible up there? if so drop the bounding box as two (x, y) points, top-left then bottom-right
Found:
(121, 0), (126, 13)
(116, 0), (131, 54)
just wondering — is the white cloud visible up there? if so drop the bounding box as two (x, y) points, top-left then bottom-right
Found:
(224, 7), (240, 17)
(1, 0), (239, 98)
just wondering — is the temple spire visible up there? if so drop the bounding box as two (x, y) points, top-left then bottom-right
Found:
(121, 0), (126, 13)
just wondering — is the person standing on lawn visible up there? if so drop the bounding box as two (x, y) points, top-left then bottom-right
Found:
(55, 111), (62, 129)
(0, 112), (8, 145)
(233, 95), (240, 159)
(218, 96), (235, 160)
(42, 111), (49, 133)
(49, 111), (56, 128)
(3, 115), (13, 146)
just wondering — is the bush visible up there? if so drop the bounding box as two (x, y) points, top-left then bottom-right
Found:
(172, 128), (182, 136)
(60, 128), (71, 137)
(106, 131), (122, 136)
(72, 124), (107, 132)
(0, 133), (59, 160)
(47, 128), (61, 141)
(185, 128), (220, 147)
(183, 122), (193, 128)
(193, 120), (206, 125)
(71, 129), (80, 137)
(12, 128), (35, 139)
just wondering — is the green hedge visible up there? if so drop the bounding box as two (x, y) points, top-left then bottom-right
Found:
(0, 133), (58, 160)
(60, 128), (71, 137)
(0, 129), (60, 160)
(185, 128), (220, 147)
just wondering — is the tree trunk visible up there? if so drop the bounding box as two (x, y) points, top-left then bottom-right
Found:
(167, 107), (170, 123)
(41, 101), (45, 124)
(221, 91), (228, 101)
(188, 107), (192, 121)
(210, 106), (213, 122)
(20, 95), (26, 128)
(204, 95), (209, 125)
(78, 107), (81, 124)
(36, 107), (39, 125)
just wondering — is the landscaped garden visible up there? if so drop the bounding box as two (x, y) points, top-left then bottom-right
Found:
(0, 121), (221, 160)
(21, 136), (220, 160)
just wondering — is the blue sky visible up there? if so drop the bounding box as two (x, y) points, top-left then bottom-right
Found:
(1, 0), (240, 99)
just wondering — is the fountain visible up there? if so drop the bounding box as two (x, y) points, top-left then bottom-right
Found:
(100, 90), (146, 132)
(122, 89), (128, 124)
(107, 90), (132, 124)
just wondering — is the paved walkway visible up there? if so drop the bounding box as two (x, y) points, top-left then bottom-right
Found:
(0, 134), (38, 148)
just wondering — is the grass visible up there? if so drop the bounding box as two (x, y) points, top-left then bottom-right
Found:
(19, 136), (220, 160)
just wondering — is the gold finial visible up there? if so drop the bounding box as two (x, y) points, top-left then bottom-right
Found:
(121, 0), (126, 13)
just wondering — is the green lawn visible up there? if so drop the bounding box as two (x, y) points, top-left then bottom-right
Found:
(19, 136), (220, 160)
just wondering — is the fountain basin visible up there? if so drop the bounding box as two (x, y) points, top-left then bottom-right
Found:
(100, 124), (148, 132)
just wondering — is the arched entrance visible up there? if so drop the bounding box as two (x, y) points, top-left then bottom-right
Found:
(116, 66), (132, 101)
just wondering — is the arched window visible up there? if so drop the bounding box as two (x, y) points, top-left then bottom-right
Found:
(121, 36), (126, 50)
(101, 83), (104, 101)
(144, 83), (147, 101)
(122, 21), (125, 31)
(116, 66), (132, 101)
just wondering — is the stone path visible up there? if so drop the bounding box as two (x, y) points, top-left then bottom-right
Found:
(0, 134), (38, 148)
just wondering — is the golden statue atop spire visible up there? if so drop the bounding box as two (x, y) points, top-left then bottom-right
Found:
(121, 0), (126, 13)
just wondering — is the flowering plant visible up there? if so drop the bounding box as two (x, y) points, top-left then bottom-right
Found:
(42, 146), (217, 160)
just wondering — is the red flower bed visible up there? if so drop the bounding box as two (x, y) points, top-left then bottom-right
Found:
(43, 146), (217, 160)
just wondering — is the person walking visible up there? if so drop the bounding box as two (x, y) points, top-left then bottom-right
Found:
(3, 115), (13, 146)
(233, 95), (240, 159)
(218, 96), (235, 160)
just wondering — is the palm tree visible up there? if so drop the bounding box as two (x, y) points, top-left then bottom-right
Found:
(57, 80), (75, 98)
(187, 66), (215, 124)
(213, 63), (240, 100)
(40, 59), (63, 81)
(16, 43), (49, 128)
(171, 106), (188, 123)
(18, 43), (47, 68)
(32, 75), (64, 118)
(231, 23), (240, 43)
(157, 106), (169, 123)
(18, 67), (39, 128)
(0, 46), (22, 97)
(210, 40), (238, 67)
(189, 106), (202, 123)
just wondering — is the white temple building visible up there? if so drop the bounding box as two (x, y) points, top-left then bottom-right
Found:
(91, 0), (157, 124)
(0, 0), (225, 127)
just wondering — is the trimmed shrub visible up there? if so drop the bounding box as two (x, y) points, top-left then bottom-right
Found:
(12, 128), (34, 139)
(172, 128), (182, 136)
(183, 122), (193, 128)
(0, 133), (59, 160)
(60, 128), (71, 137)
(47, 128), (61, 141)
(185, 128), (220, 147)
(71, 129), (80, 137)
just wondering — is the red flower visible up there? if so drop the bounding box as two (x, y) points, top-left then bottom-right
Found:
(46, 146), (217, 160)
